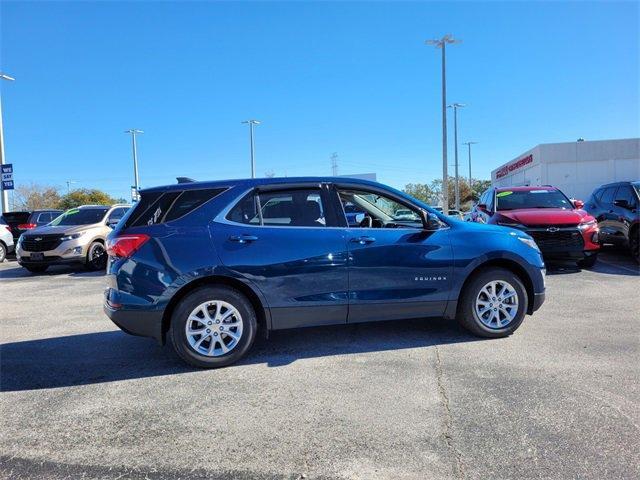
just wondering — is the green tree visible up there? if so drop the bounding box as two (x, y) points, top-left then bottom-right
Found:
(57, 188), (119, 210)
(403, 183), (438, 204)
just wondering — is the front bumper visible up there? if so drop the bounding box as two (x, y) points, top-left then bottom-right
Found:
(18, 254), (85, 266)
(16, 241), (89, 266)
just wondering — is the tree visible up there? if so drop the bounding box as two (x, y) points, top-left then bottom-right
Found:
(403, 183), (438, 205)
(57, 188), (119, 210)
(13, 183), (62, 211)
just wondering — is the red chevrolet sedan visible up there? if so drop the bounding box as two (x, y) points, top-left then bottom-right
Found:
(470, 186), (600, 267)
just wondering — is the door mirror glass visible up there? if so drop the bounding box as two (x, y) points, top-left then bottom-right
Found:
(423, 212), (442, 230)
(354, 213), (365, 224)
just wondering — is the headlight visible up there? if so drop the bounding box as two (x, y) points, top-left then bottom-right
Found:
(497, 221), (527, 230)
(518, 236), (540, 252)
(578, 220), (597, 230)
(60, 231), (86, 241)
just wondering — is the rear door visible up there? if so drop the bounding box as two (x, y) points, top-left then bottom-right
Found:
(598, 186), (621, 244)
(331, 184), (453, 323)
(213, 183), (350, 330)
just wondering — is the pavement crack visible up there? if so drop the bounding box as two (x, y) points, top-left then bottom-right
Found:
(435, 346), (465, 480)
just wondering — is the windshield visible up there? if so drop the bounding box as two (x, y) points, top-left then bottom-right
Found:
(496, 189), (573, 210)
(50, 208), (109, 226)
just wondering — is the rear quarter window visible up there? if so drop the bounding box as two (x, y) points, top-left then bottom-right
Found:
(126, 188), (225, 227)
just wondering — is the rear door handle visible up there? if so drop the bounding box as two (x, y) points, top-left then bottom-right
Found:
(350, 236), (376, 245)
(229, 235), (259, 243)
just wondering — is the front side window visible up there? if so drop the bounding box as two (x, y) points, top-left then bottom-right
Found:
(600, 187), (617, 205)
(227, 188), (326, 227)
(337, 188), (422, 229)
(107, 207), (128, 224)
(495, 189), (572, 211)
(50, 208), (109, 226)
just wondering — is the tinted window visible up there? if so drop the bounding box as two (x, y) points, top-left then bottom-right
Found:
(50, 208), (109, 226)
(107, 207), (129, 224)
(227, 188), (326, 227)
(337, 188), (422, 228)
(127, 188), (224, 227)
(615, 186), (637, 207)
(600, 187), (617, 205)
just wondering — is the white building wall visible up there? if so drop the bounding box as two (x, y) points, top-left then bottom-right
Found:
(492, 138), (639, 200)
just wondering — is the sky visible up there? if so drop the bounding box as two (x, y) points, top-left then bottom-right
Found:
(1, 0), (638, 201)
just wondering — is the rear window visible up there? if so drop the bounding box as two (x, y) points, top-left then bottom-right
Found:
(126, 188), (225, 227)
(2, 212), (30, 227)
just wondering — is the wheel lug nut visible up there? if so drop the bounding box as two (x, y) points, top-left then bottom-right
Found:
(207, 321), (212, 325)
(216, 320), (220, 324)
(206, 329), (211, 333)
(213, 332), (218, 336)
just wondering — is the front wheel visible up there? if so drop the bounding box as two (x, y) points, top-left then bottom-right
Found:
(456, 267), (528, 338)
(577, 253), (598, 269)
(85, 241), (107, 271)
(169, 286), (258, 368)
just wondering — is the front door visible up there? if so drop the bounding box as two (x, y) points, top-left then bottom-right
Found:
(213, 184), (349, 330)
(332, 185), (453, 323)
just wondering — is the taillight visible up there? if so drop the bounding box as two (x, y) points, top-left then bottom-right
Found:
(106, 234), (150, 258)
(17, 223), (37, 230)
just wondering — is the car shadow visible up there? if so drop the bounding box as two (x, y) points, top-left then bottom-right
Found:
(0, 263), (105, 279)
(1, 318), (480, 392)
(544, 247), (638, 277)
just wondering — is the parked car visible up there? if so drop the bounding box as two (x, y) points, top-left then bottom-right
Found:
(470, 186), (600, 268)
(1, 209), (63, 243)
(431, 206), (464, 220)
(584, 181), (639, 263)
(104, 177), (546, 368)
(0, 216), (14, 262)
(16, 204), (130, 273)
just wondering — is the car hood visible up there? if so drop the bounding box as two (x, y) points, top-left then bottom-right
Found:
(497, 208), (593, 226)
(24, 223), (100, 236)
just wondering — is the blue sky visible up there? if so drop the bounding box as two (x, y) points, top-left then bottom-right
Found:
(1, 1), (638, 200)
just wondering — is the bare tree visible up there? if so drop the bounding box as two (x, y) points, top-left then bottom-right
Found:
(13, 183), (62, 211)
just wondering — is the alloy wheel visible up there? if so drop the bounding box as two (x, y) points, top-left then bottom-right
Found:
(474, 280), (519, 329)
(185, 300), (243, 357)
(90, 244), (107, 269)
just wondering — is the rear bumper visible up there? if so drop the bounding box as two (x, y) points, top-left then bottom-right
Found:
(104, 301), (164, 345)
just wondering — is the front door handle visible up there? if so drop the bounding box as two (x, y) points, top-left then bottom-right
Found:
(229, 235), (259, 244)
(350, 236), (376, 245)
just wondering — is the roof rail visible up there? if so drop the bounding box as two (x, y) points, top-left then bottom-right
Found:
(177, 177), (196, 184)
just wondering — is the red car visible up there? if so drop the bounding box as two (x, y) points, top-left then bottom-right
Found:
(471, 186), (600, 267)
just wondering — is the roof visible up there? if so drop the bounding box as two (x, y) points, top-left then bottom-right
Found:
(141, 176), (386, 193)
(494, 186), (557, 192)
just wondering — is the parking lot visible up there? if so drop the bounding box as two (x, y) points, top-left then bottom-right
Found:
(0, 248), (638, 480)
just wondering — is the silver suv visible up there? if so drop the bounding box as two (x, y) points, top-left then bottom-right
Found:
(16, 204), (130, 273)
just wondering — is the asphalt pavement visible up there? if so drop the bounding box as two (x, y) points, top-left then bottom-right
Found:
(0, 248), (638, 480)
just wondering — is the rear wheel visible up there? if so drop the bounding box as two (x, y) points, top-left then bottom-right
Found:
(577, 253), (598, 269)
(0, 243), (6, 262)
(630, 227), (639, 264)
(24, 265), (48, 273)
(169, 286), (258, 368)
(86, 241), (107, 271)
(456, 267), (528, 338)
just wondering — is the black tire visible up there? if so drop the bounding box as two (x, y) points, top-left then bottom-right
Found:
(24, 264), (48, 273)
(577, 253), (598, 269)
(85, 241), (107, 271)
(169, 286), (258, 368)
(630, 227), (639, 265)
(456, 267), (528, 338)
(0, 242), (6, 262)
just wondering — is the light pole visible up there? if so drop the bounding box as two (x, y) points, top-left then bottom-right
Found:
(241, 120), (260, 178)
(462, 141), (478, 191)
(65, 180), (77, 195)
(0, 73), (15, 214)
(426, 34), (460, 212)
(447, 102), (465, 210)
(124, 129), (143, 201)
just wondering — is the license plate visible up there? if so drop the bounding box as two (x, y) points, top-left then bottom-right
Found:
(30, 252), (44, 261)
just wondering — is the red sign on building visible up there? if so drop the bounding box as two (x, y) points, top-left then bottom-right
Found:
(495, 154), (534, 179)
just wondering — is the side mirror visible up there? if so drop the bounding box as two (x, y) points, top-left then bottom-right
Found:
(107, 220), (119, 229)
(613, 199), (630, 209)
(420, 211), (442, 230)
(572, 199), (585, 209)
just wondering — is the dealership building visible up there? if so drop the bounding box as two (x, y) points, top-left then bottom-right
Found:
(491, 138), (639, 200)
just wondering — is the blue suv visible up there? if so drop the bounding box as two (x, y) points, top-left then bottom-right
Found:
(104, 177), (546, 368)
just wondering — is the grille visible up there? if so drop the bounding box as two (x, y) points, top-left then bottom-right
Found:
(21, 234), (64, 252)
(527, 228), (584, 251)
